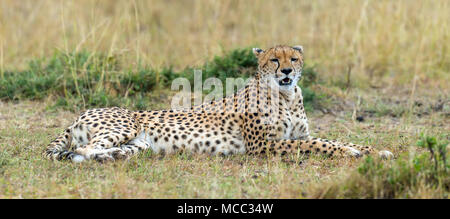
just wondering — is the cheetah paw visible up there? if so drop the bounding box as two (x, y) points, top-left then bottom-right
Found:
(93, 153), (115, 163)
(72, 154), (86, 163)
(343, 146), (362, 158)
(111, 149), (128, 160)
(378, 150), (394, 159)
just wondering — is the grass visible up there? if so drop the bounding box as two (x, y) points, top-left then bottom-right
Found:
(0, 96), (448, 198)
(309, 135), (448, 198)
(0, 49), (322, 111)
(1, 1), (449, 89)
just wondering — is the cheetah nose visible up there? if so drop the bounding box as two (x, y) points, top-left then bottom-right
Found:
(281, 68), (292, 75)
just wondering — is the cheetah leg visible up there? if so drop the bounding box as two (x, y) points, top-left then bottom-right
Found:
(44, 128), (77, 161)
(76, 129), (151, 162)
(297, 137), (363, 157)
(119, 132), (152, 158)
(316, 138), (374, 154)
(263, 138), (392, 158)
(76, 146), (123, 162)
(260, 139), (364, 158)
(75, 129), (141, 162)
(320, 138), (393, 158)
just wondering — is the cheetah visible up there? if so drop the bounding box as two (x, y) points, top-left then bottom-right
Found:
(44, 45), (393, 162)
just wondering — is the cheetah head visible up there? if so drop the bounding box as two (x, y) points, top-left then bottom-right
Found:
(252, 45), (304, 92)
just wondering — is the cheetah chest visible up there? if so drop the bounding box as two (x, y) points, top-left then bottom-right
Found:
(267, 110), (309, 140)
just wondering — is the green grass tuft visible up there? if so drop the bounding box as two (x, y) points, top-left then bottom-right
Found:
(0, 49), (322, 111)
(313, 135), (449, 198)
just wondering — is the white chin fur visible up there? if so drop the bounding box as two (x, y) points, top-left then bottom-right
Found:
(279, 84), (294, 92)
(72, 155), (86, 163)
(279, 77), (299, 92)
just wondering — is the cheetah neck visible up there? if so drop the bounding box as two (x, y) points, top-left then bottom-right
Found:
(253, 75), (296, 104)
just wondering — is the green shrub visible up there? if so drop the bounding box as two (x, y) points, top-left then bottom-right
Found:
(314, 135), (449, 198)
(0, 48), (322, 111)
(416, 134), (448, 172)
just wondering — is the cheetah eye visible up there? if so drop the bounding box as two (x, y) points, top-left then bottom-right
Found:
(270, 58), (279, 62)
(291, 58), (298, 62)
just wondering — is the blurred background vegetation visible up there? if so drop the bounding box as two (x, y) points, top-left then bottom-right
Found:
(1, 0), (449, 91)
(1, 0), (449, 111)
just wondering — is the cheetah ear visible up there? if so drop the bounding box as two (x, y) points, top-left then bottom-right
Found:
(252, 48), (264, 57)
(292, 45), (304, 54)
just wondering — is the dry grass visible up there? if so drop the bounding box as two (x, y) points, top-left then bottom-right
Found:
(0, 87), (447, 198)
(1, 0), (449, 88)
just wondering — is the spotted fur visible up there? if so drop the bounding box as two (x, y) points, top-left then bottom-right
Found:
(44, 45), (393, 162)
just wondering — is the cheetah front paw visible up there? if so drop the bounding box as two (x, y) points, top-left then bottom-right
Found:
(72, 154), (86, 163)
(378, 150), (394, 159)
(92, 153), (115, 163)
(111, 148), (128, 160)
(342, 146), (362, 158)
